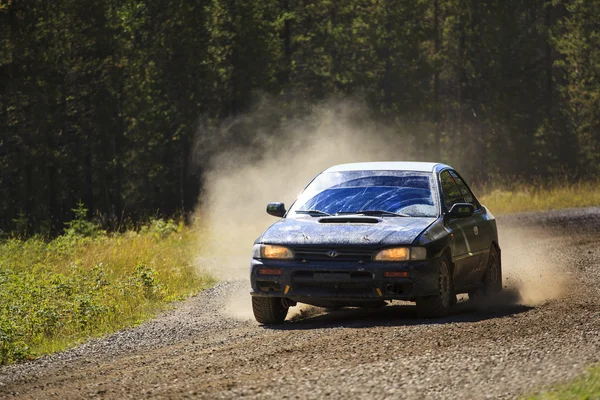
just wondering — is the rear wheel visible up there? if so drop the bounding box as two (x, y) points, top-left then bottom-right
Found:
(469, 245), (502, 301)
(252, 296), (288, 325)
(416, 256), (454, 318)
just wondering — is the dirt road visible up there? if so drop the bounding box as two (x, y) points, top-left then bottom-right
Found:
(1, 208), (600, 399)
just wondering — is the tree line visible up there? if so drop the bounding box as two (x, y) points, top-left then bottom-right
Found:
(0, 0), (599, 234)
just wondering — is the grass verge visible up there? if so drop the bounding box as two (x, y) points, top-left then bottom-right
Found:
(524, 364), (600, 399)
(480, 180), (600, 214)
(0, 212), (213, 365)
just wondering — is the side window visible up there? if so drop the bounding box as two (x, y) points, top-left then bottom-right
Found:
(439, 171), (464, 210)
(449, 171), (478, 208)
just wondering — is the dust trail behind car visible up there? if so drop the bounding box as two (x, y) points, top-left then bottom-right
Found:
(193, 100), (567, 319)
(498, 219), (569, 304)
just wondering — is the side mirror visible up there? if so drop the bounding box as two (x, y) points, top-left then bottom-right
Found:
(266, 202), (286, 218)
(447, 203), (475, 218)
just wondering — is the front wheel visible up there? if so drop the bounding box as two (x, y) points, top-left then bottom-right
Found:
(252, 297), (288, 325)
(416, 256), (455, 318)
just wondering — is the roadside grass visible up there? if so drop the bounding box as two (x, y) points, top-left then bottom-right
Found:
(524, 364), (600, 399)
(0, 210), (214, 365)
(479, 180), (600, 214)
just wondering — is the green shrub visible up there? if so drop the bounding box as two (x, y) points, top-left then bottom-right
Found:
(140, 218), (181, 238)
(0, 222), (213, 365)
(63, 202), (105, 239)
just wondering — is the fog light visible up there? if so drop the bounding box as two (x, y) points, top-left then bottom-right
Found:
(258, 268), (283, 276)
(384, 271), (409, 278)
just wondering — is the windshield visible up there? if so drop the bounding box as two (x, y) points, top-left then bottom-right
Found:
(289, 170), (438, 218)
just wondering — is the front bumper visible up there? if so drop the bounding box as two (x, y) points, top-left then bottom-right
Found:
(249, 257), (440, 303)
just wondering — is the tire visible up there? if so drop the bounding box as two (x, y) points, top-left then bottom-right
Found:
(252, 296), (288, 325)
(416, 256), (454, 318)
(469, 245), (502, 301)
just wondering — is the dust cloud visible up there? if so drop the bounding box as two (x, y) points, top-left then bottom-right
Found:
(194, 99), (413, 319)
(497, 224), (568, 305)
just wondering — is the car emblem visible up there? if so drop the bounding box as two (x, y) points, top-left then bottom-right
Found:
(327, 250), (339, 258)
(474, 226), (479, 235)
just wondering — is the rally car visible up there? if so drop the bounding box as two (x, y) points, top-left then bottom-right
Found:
(250, 162), (502, 324)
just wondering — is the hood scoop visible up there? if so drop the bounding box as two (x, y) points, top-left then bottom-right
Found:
(318, 216), (381, 224)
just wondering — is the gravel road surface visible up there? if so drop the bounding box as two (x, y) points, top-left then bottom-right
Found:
(1, 207), (599, 399)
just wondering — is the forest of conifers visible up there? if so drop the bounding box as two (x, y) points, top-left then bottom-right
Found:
(0, 0), (599, 234)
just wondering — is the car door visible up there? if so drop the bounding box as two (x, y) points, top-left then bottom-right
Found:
(439, 170), (480, 289)
(449, 170), (493, 281)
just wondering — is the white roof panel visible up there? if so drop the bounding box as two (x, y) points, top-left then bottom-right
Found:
(324, 162), (446, 173)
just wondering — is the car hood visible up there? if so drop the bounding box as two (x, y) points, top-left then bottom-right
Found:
(258, 216), (437, 247)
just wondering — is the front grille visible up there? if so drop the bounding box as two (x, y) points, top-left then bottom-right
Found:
(292, 270), (374, 292)
(293, 247), (374, 263)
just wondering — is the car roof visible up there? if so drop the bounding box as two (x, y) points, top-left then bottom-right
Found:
(324, 162), (451, 173)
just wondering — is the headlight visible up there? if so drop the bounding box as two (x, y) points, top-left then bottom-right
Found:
(252, 244), (294, 260)
(373, 247), (427, 261)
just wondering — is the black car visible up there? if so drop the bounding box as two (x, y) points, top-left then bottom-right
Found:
(250, 162), (502, 324)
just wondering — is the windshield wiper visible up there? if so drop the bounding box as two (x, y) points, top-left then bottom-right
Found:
(339, 210), (409, 217)
(295, 209), (332, 216)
